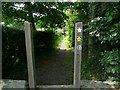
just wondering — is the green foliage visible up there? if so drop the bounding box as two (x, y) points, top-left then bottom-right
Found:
(2, 26), (60, 79)
(2, 2), (68, 30)
(64, 9), (79, 48)
(81, 49), (106, 81)
(2, 27), (27, 78)
(34, 30), (60, 53)
(100, 49), (120, 81)
(114, 82), (120, 88)
(2, 2), (120, 83)
(77, 2), (120, 82)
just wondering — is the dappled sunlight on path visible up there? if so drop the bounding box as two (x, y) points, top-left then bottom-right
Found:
(59, 37), (67, 50)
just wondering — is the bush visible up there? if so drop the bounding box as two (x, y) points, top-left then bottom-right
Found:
(34, 30), (59, 54)
(81, 34), (120, 82)
(100, 49), (120, 81)
(2, 27), (26, 78)
(2, 26), (59, 79)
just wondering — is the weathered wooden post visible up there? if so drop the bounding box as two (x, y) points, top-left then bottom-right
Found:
(74, 22), (82, 88)
(24, 21), (36, 89)
(0, 28), (1, 79)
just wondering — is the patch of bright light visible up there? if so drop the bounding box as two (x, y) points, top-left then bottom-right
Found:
(96, 33), (100, 37)
(14, 3), (25, 8)
(97, 17), (100, 20)
(14, 3), (24, 10)
(33, 13), (40, 17)
(37, 28), (44, 31)
(51, 6), (56, 9)
(31, 1), (34, 5)
(37, 29), (42, 31)
(63, 0), (77, 2)
(7, 24), (13, 27)
(91, 20), (94, 22)
(71, 0), (77, 2)
(60, 40), (67, 50)
(112, 33), (117, 36)
(97, 17), (102, 20)
(90, 30), (96, 35)
(1, 22), (5, 25)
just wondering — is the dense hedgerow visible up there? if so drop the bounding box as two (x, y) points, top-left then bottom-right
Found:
(2, 26), (59, 79)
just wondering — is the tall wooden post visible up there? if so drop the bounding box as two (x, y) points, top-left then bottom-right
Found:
(0, 2), (2, 79)
(24, 21), (36, 89)
(74, 22), (82, 88)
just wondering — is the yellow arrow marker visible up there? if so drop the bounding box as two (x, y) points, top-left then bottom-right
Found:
(77, 37), (81, 42)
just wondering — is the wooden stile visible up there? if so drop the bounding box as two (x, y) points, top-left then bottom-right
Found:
(24, 21), (82, 89)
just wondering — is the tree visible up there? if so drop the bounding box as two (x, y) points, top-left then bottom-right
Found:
(2, 2), (68, 30)
(71, 2), (120, 81)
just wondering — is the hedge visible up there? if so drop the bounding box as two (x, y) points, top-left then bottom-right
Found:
(2, 26), (59, 79)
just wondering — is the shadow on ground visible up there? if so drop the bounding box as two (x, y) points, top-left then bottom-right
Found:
(35, 49), (74, 85)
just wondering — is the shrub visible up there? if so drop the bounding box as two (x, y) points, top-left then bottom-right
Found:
(2, 26), (59, 79)
(100, 49), (120, 81)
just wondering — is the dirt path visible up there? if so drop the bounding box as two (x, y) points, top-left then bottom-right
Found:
(35, 49), (74, 85)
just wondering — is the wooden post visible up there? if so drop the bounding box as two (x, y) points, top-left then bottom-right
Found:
(74, 22), (82, 88)
(0, 2), (2, 79)
(24, 21), (36, 88)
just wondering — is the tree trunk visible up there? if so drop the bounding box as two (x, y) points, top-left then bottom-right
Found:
(26, 2), (36, 31)
(30, 15), (36, 31)
(88, 2), (95, 60)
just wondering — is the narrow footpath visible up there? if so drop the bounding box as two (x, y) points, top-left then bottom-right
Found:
(35, 38), (74, 85)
